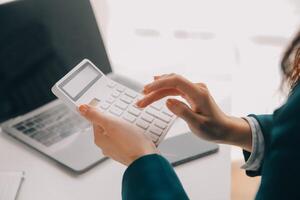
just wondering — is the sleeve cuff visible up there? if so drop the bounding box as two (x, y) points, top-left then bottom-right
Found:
(241, 116), (265, 171)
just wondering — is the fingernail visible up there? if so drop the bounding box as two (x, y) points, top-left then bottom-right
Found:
(79, 105), (89, 115)
(166, 99), (175, 107)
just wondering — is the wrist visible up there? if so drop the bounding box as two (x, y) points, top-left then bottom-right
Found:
(128, 148), (159, 166)
(222, 116), (252, 151)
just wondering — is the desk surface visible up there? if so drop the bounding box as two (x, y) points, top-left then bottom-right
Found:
(0, 4), (232, 197)
(0, 79), (232, 200)
(0, 36), (233, 200)
(0, 78), (232, 200)
(0, 34), (233, 200)
(0, 117), (231, 200)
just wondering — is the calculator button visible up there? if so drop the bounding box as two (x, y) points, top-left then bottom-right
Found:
(106, 96), (116, 104)
(100, 102), (110, 110)
(109, 107), (123, 116)
(154, 120), (167, 130)
(146, 107), (171, 123)
(107, 81), (116, 88)
(112, 91), (121, 98)
(162, 108), (174, 117)
(141, 113), (154, 123)
(136, 119), (149, 130)
(125, 90), (138, 98)
(150, 126), (163, 136)
(148, 133), (159, 143)
(120, 95), (133, 104)
(115, 101), (128, 110)
(123, 113), (136, 123)
(150, 102), (163, 111)
(89, 98), (101, 107)
(128, 107), (141, 117)
(116, 85), (126, 92)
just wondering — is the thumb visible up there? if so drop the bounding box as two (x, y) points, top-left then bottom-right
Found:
(166, 99), (198, 124)
(78, 104), (111, 128)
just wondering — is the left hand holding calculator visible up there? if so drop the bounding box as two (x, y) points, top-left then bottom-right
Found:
(52, 59), (176, 145)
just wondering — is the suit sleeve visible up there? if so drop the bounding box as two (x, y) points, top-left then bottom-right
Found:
(242, 114), (273, 177)
(122, 154), (189, 200)
(255, 88), (300, 200)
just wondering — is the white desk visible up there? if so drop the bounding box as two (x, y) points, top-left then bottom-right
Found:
(0, 2), (232, 197)
(0, 116), (230, 200)
(0, 30), (233, 200)
(0, 72), (232, 200)
(0, 75), (232, 200)
(0, 29), (233, 200)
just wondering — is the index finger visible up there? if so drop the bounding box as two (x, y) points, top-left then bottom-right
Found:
(143, 75), (199, 101)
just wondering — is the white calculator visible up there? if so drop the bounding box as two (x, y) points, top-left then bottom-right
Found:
(52, 59), (176, 145)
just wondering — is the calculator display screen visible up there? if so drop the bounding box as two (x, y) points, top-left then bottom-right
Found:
(59, 63), (102, 101)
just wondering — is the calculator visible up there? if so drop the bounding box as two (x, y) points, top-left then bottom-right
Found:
(52, 59), (176, 145)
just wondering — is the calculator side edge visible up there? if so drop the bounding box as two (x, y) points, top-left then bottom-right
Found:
(51, 84), (77, 110)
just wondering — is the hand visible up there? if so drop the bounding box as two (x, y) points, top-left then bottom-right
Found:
(137, 74), (252, 151)
(78, 104), (158, 166)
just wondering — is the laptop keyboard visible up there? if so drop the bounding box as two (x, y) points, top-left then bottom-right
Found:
(13, 104), (90, 147)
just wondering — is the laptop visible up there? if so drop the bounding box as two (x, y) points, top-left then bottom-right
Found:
(0, 0), (118, 173)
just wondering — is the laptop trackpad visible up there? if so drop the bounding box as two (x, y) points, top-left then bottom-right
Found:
(52, 128), (105, 172)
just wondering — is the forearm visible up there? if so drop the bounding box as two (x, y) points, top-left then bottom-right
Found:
(221, 116), (252, 152)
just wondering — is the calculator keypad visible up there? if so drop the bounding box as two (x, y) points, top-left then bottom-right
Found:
(95, 81), (175, 145)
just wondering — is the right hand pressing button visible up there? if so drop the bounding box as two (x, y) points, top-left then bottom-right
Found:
(136, 73), (252, 151)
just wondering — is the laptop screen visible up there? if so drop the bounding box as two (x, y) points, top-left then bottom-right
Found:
(0, 0), (112, 123)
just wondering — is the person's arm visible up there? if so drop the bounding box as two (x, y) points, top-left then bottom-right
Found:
(122, 154), (189, 200)
(78, 74), (254, 199)
(255, 86), (300, 199)
(78, 105), (189, 199)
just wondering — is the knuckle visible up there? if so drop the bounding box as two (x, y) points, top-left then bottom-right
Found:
(199, 87), (209, 98)
(198, 82), (207, 88)
(171, 74), (184, 84)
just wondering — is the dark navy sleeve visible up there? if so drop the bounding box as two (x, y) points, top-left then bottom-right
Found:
(122, 154), (189, 200)
(255, 84), (300, 200)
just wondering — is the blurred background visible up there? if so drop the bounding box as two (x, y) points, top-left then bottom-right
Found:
(90, 0), (299, 154)
(89, 0), (300, 199)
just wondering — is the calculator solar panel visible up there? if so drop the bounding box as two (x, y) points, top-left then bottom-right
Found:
(0, 0), (112, 123)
